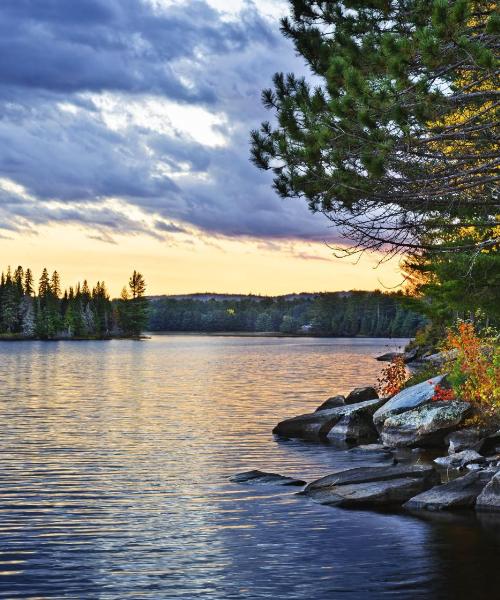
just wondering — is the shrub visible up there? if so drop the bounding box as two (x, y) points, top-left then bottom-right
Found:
(377, 356), (408, 397)
(443, 321), (500, 416)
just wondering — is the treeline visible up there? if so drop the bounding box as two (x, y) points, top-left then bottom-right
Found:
(148, 291), (426, 337)
(0, 266), (148, 339)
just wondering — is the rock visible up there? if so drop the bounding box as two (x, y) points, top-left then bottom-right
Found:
(434, 450), (486, 470)
(403, 348), (418, 363)
(354, 443), (389, 452)
(476, 472), (500, 511)
(482, 430), (500, 455)
(376, 352), (402, 362)
(466, 463), (484, 472)
(326, 411), (380, 446)
(373, 375), (448, 429)
(345, 386), (379, 404)
(485, 454), (500, 465)
(404, 470), (495, 511)
(273, 398), (384, 440)
(380, 401), (471, 448)
(422, 349), (458, 366)
(230, 470), (305, 486)
(315, 395), (345, 412)
(376, 349), (418, 363)
(303, 464), (438, 507)
(446, 427), (487, 454)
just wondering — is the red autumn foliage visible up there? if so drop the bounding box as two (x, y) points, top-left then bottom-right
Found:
(432, 384), (455, 402)
(377, 356), (407, 397)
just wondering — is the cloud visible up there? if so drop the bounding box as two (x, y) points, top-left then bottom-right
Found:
(0, 0), (336, 245)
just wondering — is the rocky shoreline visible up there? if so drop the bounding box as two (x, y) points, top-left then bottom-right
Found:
(231, 358), (500, 514)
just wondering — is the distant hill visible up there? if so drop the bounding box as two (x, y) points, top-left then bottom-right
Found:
(147, 292), (325, 302)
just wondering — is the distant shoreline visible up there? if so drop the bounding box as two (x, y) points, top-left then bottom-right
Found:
(0, 335), (150, 342)
(0, 331), (411, 342)
(146, 331), (410, 340)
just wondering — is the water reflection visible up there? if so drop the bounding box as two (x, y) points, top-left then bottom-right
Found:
(0, 336), (498, 598)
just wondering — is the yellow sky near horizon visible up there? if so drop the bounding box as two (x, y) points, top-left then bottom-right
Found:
(0, 223), (404, 297)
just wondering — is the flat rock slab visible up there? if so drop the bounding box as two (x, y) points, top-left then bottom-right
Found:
(434, 450), (486, 470)
(380, 401), (470, 448)
(373, 375), (448, 429)
(476, 471), (500, 512)
(273, 398), (385, 440)
(303, 464), (438, 507)
(230, 470), (306, 486)
(404, 470), (496, 511)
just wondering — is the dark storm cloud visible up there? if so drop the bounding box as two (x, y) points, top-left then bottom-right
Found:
(0, 0), (333, 243)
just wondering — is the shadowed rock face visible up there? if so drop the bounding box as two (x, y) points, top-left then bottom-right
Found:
(230, 470), (305, 486)
(373, 375), (448, 429)
(476, 472), (500, 512)
(380, 401), (470, 448)
(303, 464), (438, 507)
(446, 428), (488, 454)
(345, 387), (379, 405)
(315, 395), (345, 412)
(404, 470), (496, 511)
(273, 398), (385, 441)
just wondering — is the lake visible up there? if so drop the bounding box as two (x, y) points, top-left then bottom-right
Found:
(0, 336), (499, 599)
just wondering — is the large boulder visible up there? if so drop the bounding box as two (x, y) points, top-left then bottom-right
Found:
(315, 395), (345, 412)
(476, 471), (500, 512)
(345, 386), (379, 404)
(230, 470), (305, 486)
(373, 375), (448, 430)
(303, 464), (438, 507)
(434, 450), (486, 470)
(380, 401), (471, 448)
(273, 398), (384, 440)
(404, 470), (495, 511)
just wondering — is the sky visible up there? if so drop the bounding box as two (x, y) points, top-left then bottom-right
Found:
(0, 0), (403, 296)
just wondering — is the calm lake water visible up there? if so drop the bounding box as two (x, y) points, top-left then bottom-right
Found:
(0, 335), (499, 599)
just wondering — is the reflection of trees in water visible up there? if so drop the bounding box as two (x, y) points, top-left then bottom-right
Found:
(407, 510), (500, 599)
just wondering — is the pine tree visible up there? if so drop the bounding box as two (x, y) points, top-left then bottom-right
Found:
(24, 268), (34, 296)
(51, 271), (61, 299)
(38, 268), (51, 299)
(250, 0), (499, 255)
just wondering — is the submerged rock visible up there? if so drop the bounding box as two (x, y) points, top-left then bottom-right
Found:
(373, 375), (448, 430)
(230, 470), (305, 486)
(345, 386), (379, 404)
(434, 450), (486, 470)
(404, 470), (495, 511)
(380, 401), (470, 448)
(303, 464), (438, 507)
(476, 471), (500, 512)
(273, 398), (384, 441)
(315, 395), (345, 412)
